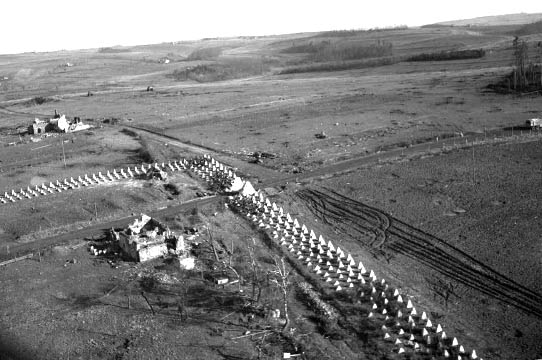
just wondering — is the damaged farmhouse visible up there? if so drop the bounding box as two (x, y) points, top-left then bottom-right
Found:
(109, 214), (184, 262)
(28, 110), (92, 135)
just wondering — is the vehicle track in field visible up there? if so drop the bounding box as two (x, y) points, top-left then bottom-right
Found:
(297, 187), (542, 319)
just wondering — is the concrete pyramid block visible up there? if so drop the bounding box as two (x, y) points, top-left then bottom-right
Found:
(421, 311), (427, 320)
(286, 213), (293, 223)
(451, 337), (458, 346)
(426, 319), (432, 328)
(471, 349), (478, 359)
(406, 299), (413, 309)
(348, 258), (355, 266)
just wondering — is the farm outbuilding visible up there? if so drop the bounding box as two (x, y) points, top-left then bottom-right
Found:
(28, 119), (50, 135)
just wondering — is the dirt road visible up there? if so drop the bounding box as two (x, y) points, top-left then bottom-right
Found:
(0, 196), (218, 261)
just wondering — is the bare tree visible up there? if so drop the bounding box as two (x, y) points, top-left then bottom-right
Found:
(247, 239), (265, 303)
(512, 37), (529, 90)
(205, 226), (242, 291)
(538, 41), (542, 88)
(269, 257), (292, 331)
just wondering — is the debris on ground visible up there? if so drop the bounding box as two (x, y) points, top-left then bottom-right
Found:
(145, 166), (168, 181)
(315, 131), (327, 139)
(253, 151), (277, 160)
(109, 214), (184, 262)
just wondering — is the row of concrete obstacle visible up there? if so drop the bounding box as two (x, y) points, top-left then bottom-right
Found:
(190, 155), (482, 360)
(0, 160), (190, 205)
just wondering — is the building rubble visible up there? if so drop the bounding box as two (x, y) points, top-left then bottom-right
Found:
(109, 214), (184, 262)
(28, 110), (92, 135)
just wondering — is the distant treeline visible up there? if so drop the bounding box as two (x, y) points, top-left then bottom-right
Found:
(282, 40), (393, 62)
(515, 20), (542, 36)
(317, 26), (408, 37)
(98, 47), (131, 53)
(278, 56), (398, 75)
(406, 49), (486, 62)
(185, 47), (223, 61)
(170, 57), (269, 82)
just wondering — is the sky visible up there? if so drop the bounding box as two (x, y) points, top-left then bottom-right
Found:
(1, 0), (541, 54)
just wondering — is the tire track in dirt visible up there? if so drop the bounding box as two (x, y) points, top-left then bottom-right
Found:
(296, 187), (542, 319)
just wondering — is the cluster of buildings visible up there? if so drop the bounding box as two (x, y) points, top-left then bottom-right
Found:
(28, 111), (91, 135)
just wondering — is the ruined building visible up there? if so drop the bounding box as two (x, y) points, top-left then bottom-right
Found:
(110, 214), (184, 262)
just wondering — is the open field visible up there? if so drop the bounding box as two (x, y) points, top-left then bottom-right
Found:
(1, 17), (542, 359)
(291, 138), (542, 359)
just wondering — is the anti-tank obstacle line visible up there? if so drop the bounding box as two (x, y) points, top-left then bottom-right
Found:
(296, 187), (542, 319)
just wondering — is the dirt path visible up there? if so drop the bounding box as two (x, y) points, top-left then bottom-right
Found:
(296, 187), (542, 319)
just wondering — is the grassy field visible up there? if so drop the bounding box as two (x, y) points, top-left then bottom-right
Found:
(1, 17), (542, 359)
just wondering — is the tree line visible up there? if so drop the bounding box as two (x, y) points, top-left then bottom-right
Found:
(510, 37), (542, 92)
